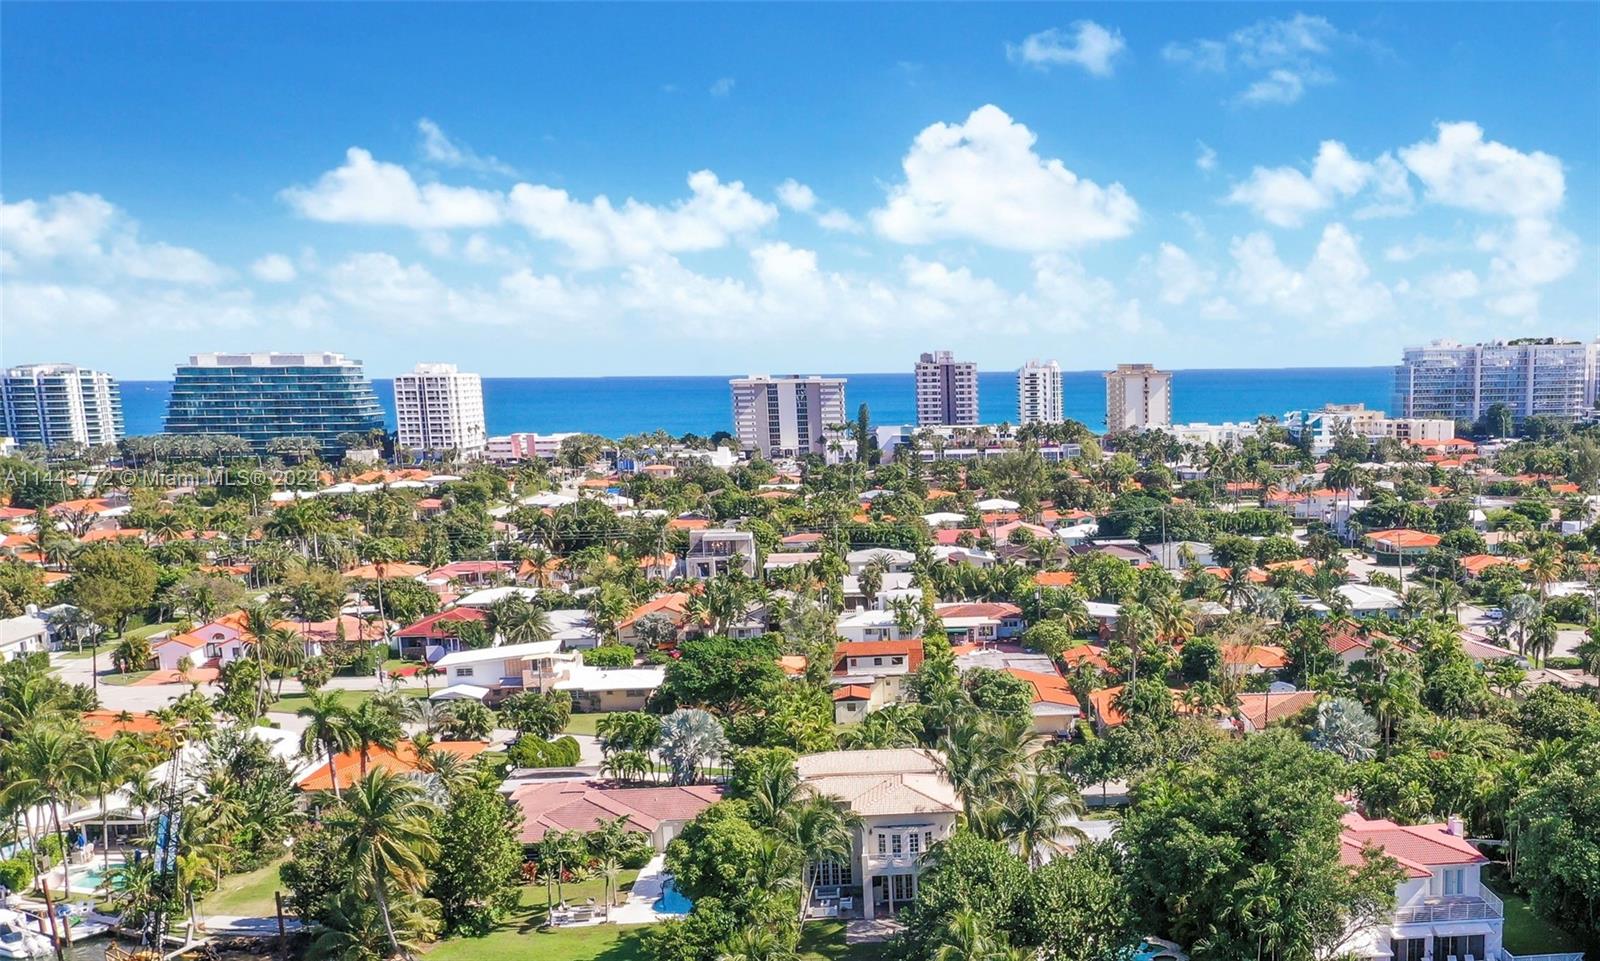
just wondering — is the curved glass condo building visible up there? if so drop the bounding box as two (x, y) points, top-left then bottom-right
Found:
(164, 352), (386, 452)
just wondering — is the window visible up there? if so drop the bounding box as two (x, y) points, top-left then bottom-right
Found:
(847, 703), (858, 712)
(892, 874), (915, 901)
(873, 657), (883, 666)
(908, 833), (920, 855)
(924, 831), (934, 850)
(1390, 939), (1426, 961)
(1443, 868), (1464, 896)
(455, 667), (475, 678)
(811, 862), (853, 887)
(876, 834), (886, 855)
(891, 656), (904, 666)
(891, 834), (903, 856)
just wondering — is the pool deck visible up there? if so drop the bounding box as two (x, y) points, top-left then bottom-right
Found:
(608, 855), (683, 925)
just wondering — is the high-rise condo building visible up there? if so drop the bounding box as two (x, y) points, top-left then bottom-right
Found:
(393, 363), (487, 458)
(165, 352), (386, 453)
(0, 364), (125, 449)
(915, 351), (979, 426)
(730, 374), (848, 459)
(1394, 339), (1600, 424)
(1016, 360), (1064, 425)
(1105, 363), (1173, 431)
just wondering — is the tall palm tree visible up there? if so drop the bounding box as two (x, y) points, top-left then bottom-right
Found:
(348, 699), (404, 778)
(2, 725), (85, 893)
(788, 796), (861, 925)
(934, 908), (1005, 961)
(318, 769), (440, 960)
(242, 603), (280, 717)
(298, 690), (357, 798)
(71, 736), (138, 875)
(999, 759), (1087, 869)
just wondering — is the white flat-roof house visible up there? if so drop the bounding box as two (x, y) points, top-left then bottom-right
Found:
(685, 529), (758, 579)
(432, 641), (662, 711)
(797, 749), (960, 921)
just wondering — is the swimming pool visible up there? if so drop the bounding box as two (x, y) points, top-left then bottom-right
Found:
(652, 877), (692, 915)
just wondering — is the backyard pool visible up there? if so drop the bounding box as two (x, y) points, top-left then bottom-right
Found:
(652, 877), (692, 915)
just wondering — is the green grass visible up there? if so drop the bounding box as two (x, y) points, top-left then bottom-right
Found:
(563, 711), (616, 737)
(201, 858), (285, 918)
(126, 620), (178, 641)
(56, 645), (101, 661)
(100, 670), (154, 686)
(267, 686), (427, 716)
(798, 920), (894, 961)
(1485, 867), (1589, 954)
(427, 873), (644, 961)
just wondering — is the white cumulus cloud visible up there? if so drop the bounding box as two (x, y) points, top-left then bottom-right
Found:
(1227, 140), (1412, 227)
(1, 192), (225, 285)
(1399, 121), (1564, 219)
(251, 254), (297, 283)
(282, 148), (504, 230)
(1007, 22), (1127, 76)
(872, 104), (1138, 251)
(1164, 13), (1347, 106)
(417, 118), (517, 177)
(1229, 223), (1392, 327)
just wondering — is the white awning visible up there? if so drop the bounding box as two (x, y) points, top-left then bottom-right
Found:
(430, 684), (490, 701)
(1431, 922), (1493, 937)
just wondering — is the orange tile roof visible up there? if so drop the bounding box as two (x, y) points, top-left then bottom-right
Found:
(668, 518), (711, 531)
(297, 740), (489, 791)
(81, 710), (163, 739)
(49, 499), (113, 515)
(832, 685), (873, 701)
(1235, 691), (1318, 729)
(1005, 668), (1079, 707)
(834, 640), (924, 673)
(1201, 566), (1269, 583)
(1460, 554), (1526, 576)
(618, 592), (692, 630)
(1088, 685), (1126, 726)
(1220, 644), (1289, 669)
(1059, 644), (1110, 669)
(1033, 571), (1079, 587)
(1364, 528), (1441, 549)
(342, 562), (430, 580)
(80, 528), (145, 543)
(1265, 558), (1318, 576)
(777, 655), (808, 676)
(1338, 812), (1486, 878)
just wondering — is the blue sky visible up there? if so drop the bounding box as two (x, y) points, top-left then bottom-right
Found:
(2, 3), (1596, 378)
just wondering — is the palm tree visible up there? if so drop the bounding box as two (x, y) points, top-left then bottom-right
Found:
(934, 908), (1005, 961)
(348, 699), (404, 778)
(657, 709), (729, 785)
(489, 595), (554, 644)
(298, 690), (357, 798)
(1233, 863), (1285, 961)
(2, 725), (85, 894)
(242, 603), (280, 716)
(1526, 547), (1563, 599)
(999, 759), (1087, 869)
(789, 795), (861, 926)
(318, 769), (440, 960)
(72, 736), (137, 875)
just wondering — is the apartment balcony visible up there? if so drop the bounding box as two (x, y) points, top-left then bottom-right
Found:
(864, 851), (927, 870)
(1392, 888), (1503, 925)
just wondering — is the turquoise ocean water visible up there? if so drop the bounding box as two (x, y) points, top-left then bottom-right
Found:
(118, 367), (1396, 439)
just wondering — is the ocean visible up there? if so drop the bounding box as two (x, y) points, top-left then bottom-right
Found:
(118, 367), (1396, 439)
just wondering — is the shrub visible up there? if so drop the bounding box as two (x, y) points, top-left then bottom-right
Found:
(0, 856), (35, 892)
(507, 734), (581, 768)
(581, 645), (636, 668)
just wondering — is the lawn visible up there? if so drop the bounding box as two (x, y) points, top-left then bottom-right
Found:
(563, 711), (616, 737)
(1485, 867), (1589, 954)
(126, 620), (178, 641)
(798, 920), (893, 961)
(427, 873), (644, 961)
(100, 670), (154, 686)
(267, 686), (427, 716)
(201, 858), (286, 918)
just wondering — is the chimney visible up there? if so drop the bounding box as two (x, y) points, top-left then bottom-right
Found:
(1447, 815), (1464, 837)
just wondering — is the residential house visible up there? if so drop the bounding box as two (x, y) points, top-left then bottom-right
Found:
(684, 529), (758, 579)
(0, 613), (50, 661)
(424, 560), (515, 591)
(796, 749), (960, 920)
(296, 740), (490, 792)
(509, 780), (724, 851)
(934, 602), (1025, 642)
(431, 642), (663, 710)
(832, 640), (923, 723)
(393, 608), (490, 661)
(845, 548), (915, 574)
(841, 571), (919, 611)
(1339, 812), (1522, 961)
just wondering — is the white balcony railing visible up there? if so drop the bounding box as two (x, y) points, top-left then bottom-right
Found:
(865, 852), (926, 869)
(1500, 952), (1585, 961)
(1392, 888), (1503, 924)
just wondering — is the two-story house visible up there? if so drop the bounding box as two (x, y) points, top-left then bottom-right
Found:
(933, 602), (1026, 643)
(431, 641), (663, 710)
(1338, 812), (1540, 961)
(831, 640), (923, 724)
(684, 529), (758, 579)
(796, 749), (960, 921)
